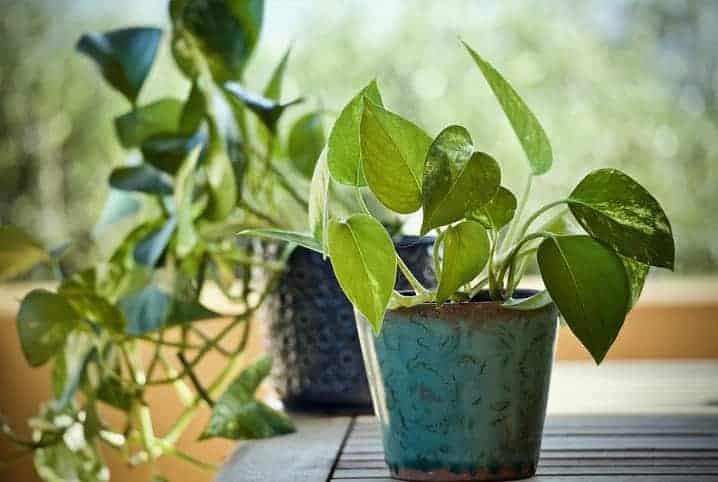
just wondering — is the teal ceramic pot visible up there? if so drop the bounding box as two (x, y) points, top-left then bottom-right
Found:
(355, 290), (559, 481)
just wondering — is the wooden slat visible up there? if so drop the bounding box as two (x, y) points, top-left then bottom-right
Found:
(214, 415), (351, 482)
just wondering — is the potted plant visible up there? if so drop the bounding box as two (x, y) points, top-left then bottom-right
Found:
(243, 40), (675, 481)
(0, 1), (321, 480)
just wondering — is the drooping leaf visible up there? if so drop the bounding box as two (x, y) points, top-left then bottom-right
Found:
(289, 112), (325, 178)
(469, 186), (517, 232)
(0, 226), (49, 281)
(327, 80), (383, 186)
(462, 41), (552, 176)
(118, 286), (172, 336)
(623, 256), (649, 309)
(360, 100), (431, 214)
(537, 235), (631, 363)
(134, 218), (178, 267)
(140, 131), (206, 174)
(171, 0), (264, 82)
(77, 27), (162, 103)
(224, 82), (301, 133)
(568, 168), (675, 269)
(237, 229), (323, 253)
(115, 98), (184, 148)
(263, 47), (291, 100)
(174, 147), (202, 257)
(16, 290), (80, 367)
(109, 165), (174, 196)
(308, 150), (330, 245)
(436, 221), (490, 304)
(503, 290), (553, 311)
(421, 125), (501, 233)
(201, 356), (295, 439)
(328, 214), (397, 332)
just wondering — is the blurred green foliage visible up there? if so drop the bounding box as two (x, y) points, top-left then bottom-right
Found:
(1, 0), (716, 272)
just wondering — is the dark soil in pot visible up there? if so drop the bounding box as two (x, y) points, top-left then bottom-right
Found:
(264, 236), (435, 413)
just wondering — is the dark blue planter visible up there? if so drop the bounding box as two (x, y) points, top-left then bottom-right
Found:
(356, 290), (558, 481)
(265, 236), (435, 412)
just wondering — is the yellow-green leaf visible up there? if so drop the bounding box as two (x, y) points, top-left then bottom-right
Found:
(436, 221), (490, 304)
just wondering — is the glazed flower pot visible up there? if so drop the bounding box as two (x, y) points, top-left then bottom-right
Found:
(355, 290), (559, 481)
(265, 236), (435, 412)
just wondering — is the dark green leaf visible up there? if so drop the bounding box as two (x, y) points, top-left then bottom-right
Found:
(237, 229), (323, 253)
(537, 235), (630, 363)
(16, 290), (80, 367)
(360, 100), (431, 214)
(201, 356), (295, 439)
(96, 377), (134, 412)
(109, 164), (174, 195)
(118, 286), (171, 336)
(328, 214), (396, 332)
(436, 221), (490, 304)
(503, 290), (553, 311)
(289, 112), (325, 178)
(77, 27), (162, 103)
(469, 186), (517, 232)
(180, 81), (207, 133)
(0, 225), (49, 281)
(174, 148), (202, 257)
(421, 125), (501, 233)
(462, 41), (552, 176)
(568, 168), (675, 269)
(115, 98), (184, 148)
(170, 299), (220, 324)
(134, 218), (177, 267)
(224, 82), (301, 133)
(171, 0), (264, 82)
(623, 256), (649, 309)
(140, 131), (206, 174)
(263, 47), (291, 100)
(327, 80), (383, 186)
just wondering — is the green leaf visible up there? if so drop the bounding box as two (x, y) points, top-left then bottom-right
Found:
(462, 41), (552, 176)
(54, 332), (96, 409)
(96, 377), (134, 412)
(170, 299), (220, 324)
(115, 98), (184, 148)
(568, 168), (675, 269)
(180, 81), (207, 133)
(77, 27), (162, 103)
(237, 229), (323, 253)
(308, 150), (330, 245)
(92, 190), (141, 236)
(436, 221), (490, 304)
(134, 218), (177, 267)
(503, 290), (553, 311)
(16, 290), (80, 367)
(224, 82), (301, 133)
(537, 235), (631, 363)
(421, 125), (501, 233)
(0, 226), (49, 281)
(109, 164), (173, 195)
(469, 186), (517, 232)
(289, 112), (325, 178)
(360, 100), (431, 214)
(327, 80), (383, 186)
(263, 47), (291, 100)
(140, 131), (206, 174)
(201, 356), (295, 439)
(118, 286), (171, 336)
(171, 0), (264, 82)
(328, 214), (396, 332)
(623, 256), (649, 309)
(174, 147), (202, 257)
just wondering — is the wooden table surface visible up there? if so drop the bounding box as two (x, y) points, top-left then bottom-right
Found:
(216, 362), (718, 482)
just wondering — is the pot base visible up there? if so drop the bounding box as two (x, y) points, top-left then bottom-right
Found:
(391, 464), (536, 481)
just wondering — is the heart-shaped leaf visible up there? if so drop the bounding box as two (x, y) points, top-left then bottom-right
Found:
(623, 256), (649, 309)
(224, 82), (301, 133)
(421, 125), (501, 233)
(171, 0), (264, 82)
(327, 80), (383, 186)
(328, 214), (397, 332)
(568, 168), (675, 269)
(263, 47), (291, 100)
(109, 164), (174, 195)
(141, 131), (206, 174)
(469, 186), (517, 232)
(134, 218), (177, 267)
(289, 112), (325, 178)
(17, 289), (80, 367)
(308, 150), (330, 245)
(463, 41), (552, 176)
(238, 229), (323, 253)
(0, 226), (49, 281)
(537, 235), (630, 363)
(436, 220), (490, 304)
(115, 98), (184, 148)
(360, 101), (431, 214)
(77, 27), (162, 103)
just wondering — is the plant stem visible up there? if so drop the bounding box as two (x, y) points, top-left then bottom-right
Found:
(515, 198), (568, 244)
(497, 231), (552, 290)
(269, 164), (309, 210)
(397, 255), (429, 295)
(177, 353), (214, 407)
(502, 175), (533, 253)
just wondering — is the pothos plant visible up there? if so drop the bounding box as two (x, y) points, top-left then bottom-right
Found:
(243, 40), (676, 365)
(0, 1), (328, 480)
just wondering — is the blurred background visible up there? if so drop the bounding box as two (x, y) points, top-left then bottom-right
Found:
(1, 1), (716, 481)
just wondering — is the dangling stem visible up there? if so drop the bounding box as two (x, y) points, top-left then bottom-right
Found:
(397, 256), (429, 295)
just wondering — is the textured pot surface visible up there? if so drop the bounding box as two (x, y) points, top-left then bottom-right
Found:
(266, 237), (435, 412)
(356, 293), (558, 481)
